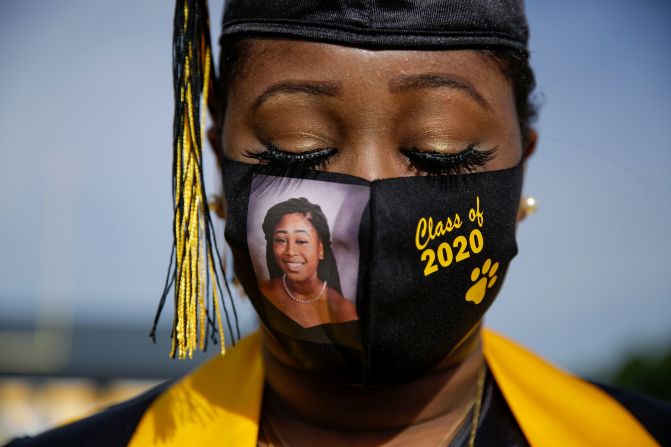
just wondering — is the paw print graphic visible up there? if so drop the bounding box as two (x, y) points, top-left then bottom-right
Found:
(465, 259), (499, 304)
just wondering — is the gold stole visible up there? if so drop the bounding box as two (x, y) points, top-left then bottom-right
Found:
(129, 330), (658, 447)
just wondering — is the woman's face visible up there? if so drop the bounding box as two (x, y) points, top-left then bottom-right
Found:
(220, 39), (527, 179)
(272, 212), (324, 283)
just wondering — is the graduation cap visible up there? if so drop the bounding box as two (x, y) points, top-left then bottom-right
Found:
(152, 0), (529, 359)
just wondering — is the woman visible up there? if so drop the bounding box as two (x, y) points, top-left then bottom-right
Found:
(259, 197), (357, 327)
(7, 0), (669, 446)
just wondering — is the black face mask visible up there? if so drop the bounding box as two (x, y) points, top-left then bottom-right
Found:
(222, 159), (522, 386)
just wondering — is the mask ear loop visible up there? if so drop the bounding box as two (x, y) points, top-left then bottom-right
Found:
(150, 0), (240, 359)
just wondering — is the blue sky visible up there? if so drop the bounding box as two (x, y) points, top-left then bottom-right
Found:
(1, 0), (670, 375)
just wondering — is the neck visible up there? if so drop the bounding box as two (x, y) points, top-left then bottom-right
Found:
(284, 274), (323, 297)
(261, 325), (483, 441)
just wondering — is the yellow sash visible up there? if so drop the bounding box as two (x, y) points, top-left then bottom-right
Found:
(482, 329), (658, 447)
(129, 329), (658, 446)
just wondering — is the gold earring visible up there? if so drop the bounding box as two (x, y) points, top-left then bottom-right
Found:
(519, 196), (538, 220)
(208, 194), (226, 219)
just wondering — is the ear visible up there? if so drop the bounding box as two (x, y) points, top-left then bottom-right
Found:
(208, 125), (224, 168)
(522, 128), (538, 162)
(319, 241), (324, 261)
(517, 128), (538, 223)
(207, 125), (227, 219)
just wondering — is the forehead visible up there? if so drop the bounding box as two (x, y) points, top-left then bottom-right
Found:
(228, 39), (510, 103)
(275, 212), (314, 230)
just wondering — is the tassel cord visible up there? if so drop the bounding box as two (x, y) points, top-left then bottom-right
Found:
(154, 0), (239, 359)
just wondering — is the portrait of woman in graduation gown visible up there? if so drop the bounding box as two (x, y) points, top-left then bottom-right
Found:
(258, 197), (357, 328)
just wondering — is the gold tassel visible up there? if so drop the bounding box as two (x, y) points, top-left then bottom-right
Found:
(151, 0), (238, 359)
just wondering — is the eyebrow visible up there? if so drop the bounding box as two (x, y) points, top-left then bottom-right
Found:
(388, 73), (491, 110)
(274, 229), (311, 237)
(252, 80), (342, 112)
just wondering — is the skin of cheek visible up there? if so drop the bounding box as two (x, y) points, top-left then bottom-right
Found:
(298, 237), (321, 283)
(219, 40), (524, 180)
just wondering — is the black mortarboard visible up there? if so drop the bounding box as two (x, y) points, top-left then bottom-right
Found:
(221, 0), (529, 51)
(155, 0), (529, 359)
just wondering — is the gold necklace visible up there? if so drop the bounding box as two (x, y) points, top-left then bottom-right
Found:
(437, 362), (487, 447)
(261, 363), (487, 447)
(467, 363), (486, 446)
(282, 274), (327, 304)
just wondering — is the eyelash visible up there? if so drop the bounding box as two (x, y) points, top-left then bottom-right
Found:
(243, 142), (496, 175)
(244, 143), (336, 171)
(400, 145), (497, 175)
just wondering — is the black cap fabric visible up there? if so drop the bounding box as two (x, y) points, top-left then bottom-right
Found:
(221, 0), (528, 51)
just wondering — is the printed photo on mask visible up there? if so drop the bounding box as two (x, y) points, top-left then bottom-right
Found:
(246, 174), (369, 328)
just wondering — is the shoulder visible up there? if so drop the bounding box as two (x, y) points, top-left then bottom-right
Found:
(260, 277), (281, 295)
(326, 287), (351, 305)
(4, 381), (171, 447)
(594, 382), (671, 446)
(326, 288), (357, 318)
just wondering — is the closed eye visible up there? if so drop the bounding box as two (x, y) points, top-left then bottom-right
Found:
(243, 142), (496, 176)
(400, 145), (497, 175)
(243, 143), (336, 171)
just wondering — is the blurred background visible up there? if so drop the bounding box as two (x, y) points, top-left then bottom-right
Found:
(0, 0), (670, 442)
